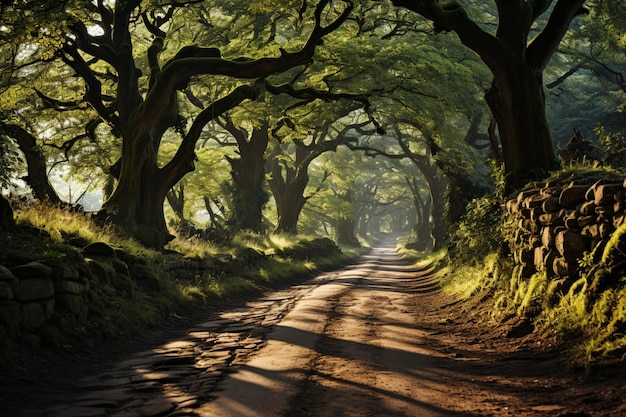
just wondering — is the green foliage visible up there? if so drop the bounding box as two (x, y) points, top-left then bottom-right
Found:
(0, 134), (22, 189)
(448, 193), (503, 264)
(2, 202), (352, 354)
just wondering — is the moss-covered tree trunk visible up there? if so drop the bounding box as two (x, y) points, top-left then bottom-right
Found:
(406, 176), (432, 251)
(418, 163), (447, 251)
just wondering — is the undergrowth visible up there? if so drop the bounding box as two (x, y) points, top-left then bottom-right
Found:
(438, 165), (626, 365)
(1, 201), (356, 355)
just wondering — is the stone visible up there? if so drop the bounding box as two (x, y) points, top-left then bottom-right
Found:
(577, 215), (596, 228)
(542, 196), (561, 213)
(111, 258), (129, 275)
(55, 293), (83, 314)
(534, 246), (547, 272)
(520, 219), (538, 234)
(594, 183), (624, 206)
(129, 264), (161, 291)
(585, 179), (605, 201)
(87, 258), (114, 284)
(538, 212), (563, 226)
(595, 204), (614, 220)
(22, 302), (46, 330)
(10, 262), (52, 280)
(54, 265), (80, 280)
(83, 242), (116, 257)
(530, 206), (545, 222)
(555, 230), (590, 258)
(599, 222), (614, 239)
(529, 235), (542, 248)
(506, 198), (520, 214)
(76, 262), (95, 280)
(54, 279), (86, 295)
(0, 265), (15, 280)
(559, 185), (589, 208)
(582, 224), (599, 239)
(580, 201), (597, 215)
(519, 207), (532, 219)
(541, 227), (554, 248)
(0, 301), (21, 335)
(553, 256), (571, 277)
(544, 250), (558, 278)
(0, 281), (14, 299)
(15, 278), (54, 302)
(43, 297), (55, 320)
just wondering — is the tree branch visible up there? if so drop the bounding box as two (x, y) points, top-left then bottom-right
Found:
(526, 0), (588, 70)
(160, 85), (258, 187)
(144, 0), (353, 113)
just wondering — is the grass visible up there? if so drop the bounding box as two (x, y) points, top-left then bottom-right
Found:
(1, 201), (358, 356)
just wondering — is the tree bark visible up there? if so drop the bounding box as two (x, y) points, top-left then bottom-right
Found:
(268, 158), (309, 234)
(416, 160), (447, 250)
(62, 0), (353, 248)
(335, 190), (360, 246)
(391, 0), (587, 192)
(268, 143), (319, 234)
(406, 176), (432, 251)
(485, 61), (558, 190)
(0, 194), (14, 231)
(2, 123), (62, 204)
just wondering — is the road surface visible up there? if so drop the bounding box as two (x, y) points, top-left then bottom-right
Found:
(5, 244), (625, 416)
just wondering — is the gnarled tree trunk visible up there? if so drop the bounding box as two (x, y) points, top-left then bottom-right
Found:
(223, 122), (270, 233)
(267, 144), (314, 235)
(61, 0), (353, 248)
(2, 123), (61, 204)
(335, 190), (360, 246)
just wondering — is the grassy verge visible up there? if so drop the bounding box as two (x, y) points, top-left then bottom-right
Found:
(0, 202), (360, 361)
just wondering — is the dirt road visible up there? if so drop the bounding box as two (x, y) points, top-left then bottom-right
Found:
(4, 245), (625, 416)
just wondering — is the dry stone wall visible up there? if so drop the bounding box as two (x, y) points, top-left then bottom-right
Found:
(505, 177), (626, 285)
(0, 260), (93, 344)
(0, 237), (339, 347)
(0, 242), (163, 347)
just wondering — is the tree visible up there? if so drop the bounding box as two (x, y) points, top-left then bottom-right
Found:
(0, 123), (61, 203)
(391, 0), (588, 191)
(544, 0), (626, 147)
(36, 0), (353, 248)
(217, 116), (271, 233)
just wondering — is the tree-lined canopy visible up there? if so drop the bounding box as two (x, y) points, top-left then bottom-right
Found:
(0, 0), (623, 249)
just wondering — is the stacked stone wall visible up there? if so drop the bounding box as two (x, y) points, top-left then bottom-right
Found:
(0, 237), (339, 346)
(505, 178), (626, 283)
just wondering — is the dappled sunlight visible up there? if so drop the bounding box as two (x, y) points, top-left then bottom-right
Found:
(24, 245), (584, 417)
